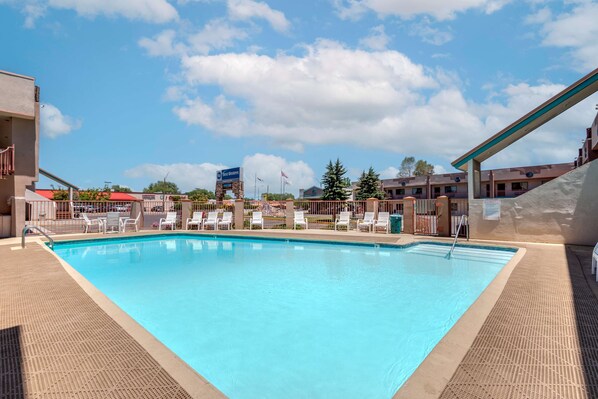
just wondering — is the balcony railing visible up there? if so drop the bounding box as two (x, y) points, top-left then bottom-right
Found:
(0, 145), (15, 179)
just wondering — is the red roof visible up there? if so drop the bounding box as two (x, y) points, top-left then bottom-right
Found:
(35, 189), (136, 201)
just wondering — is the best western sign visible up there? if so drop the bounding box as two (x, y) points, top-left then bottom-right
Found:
(217, 167), (242, 182)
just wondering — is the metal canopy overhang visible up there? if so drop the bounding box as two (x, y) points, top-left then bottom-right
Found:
(39, 168), (79, 190)
(452, 68), (598, 171)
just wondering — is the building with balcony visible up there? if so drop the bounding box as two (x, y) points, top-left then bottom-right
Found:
(0, 70), (40, 237)
(382, 163), (573, 200)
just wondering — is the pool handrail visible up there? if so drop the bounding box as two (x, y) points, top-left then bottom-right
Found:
(22, 225), (54, 250)
(447, 214), (466, 259)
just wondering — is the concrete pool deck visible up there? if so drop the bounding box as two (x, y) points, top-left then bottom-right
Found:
(1, 230), (596, 398)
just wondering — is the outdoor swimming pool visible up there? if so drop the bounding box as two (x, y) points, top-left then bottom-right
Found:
(53, 235), (515, 399)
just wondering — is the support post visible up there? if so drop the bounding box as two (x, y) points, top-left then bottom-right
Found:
(366, 198), (378, 219)
(467, 159), (481, 200)
(131, 200), (145, 230)
(285, 200), (294, 229)
(234, 199), (244, 230)
(435, 196), (451, 237)
(403, 196), (416, 234)
(181, 200), (192, 230)
(489, 170), (495, 198)
(11, 196), (26, 237)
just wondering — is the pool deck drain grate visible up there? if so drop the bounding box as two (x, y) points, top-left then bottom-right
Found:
(438, 244), (598, 399)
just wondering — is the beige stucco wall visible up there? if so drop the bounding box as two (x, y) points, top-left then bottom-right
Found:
(0, 71), (36, 118)
(0, 71), (39, 237)
(468, 159), (598, 245)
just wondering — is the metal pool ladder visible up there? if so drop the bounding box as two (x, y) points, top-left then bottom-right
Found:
(22, 225), (54, 250)
(447, 215), (466, 259)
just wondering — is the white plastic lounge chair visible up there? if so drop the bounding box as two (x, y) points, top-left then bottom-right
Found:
(374, 212), (390, 234)
(250, 211), (264, 230)
(81, 213), (103, 233)
(104, 212), (121, 234)
(294, 211), (308, 230)
(335, 211), (351, 231)
(121, 213), (140, 232)
(159, 212), (177, 230)
(357, 212), (375, 232)
(186, 211), (203, 230)
(218, 212), (233, 230)
(593, 242), (598, 281)
(203, 211), (219, 230)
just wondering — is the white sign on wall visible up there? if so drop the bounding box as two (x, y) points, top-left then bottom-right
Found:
(483, 199), (501, 220)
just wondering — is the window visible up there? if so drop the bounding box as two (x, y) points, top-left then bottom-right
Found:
(511, 182), (528, 191)
(412, 187), (423, 195)
(395, 188), (405, 195)
(434, 187), (441, 194)
(444, 186), (457, 193)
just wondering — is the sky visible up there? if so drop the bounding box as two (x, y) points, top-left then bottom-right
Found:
(0, 0), (597, 196)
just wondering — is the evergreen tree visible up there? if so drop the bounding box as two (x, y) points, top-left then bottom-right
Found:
(321, 159), (349, 200)
(356, 167), (385, 200)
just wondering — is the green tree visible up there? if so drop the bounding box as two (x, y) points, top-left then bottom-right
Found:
(78, 187), (110, 201)
(110, 184), (132, 192)
(52, 189), (69, 200)
(356, 167), (385, 200)
(321, 159), (349, 200)
(186, 188), (216, 202)
(414, 160), (435, 176)
(143, 180), (180, 194)
(398, 156), (416, 177)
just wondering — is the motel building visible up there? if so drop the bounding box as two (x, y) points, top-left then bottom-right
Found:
(381, 163), (575, 200)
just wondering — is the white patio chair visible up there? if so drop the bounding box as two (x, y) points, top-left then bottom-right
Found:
(159, 211), (177, 230)
(357, 212), (375, 232)
(335, 211), (351, 231)
(186, 211), (203, 230)
(104, 212), (121, 234)
(250, 211), (264, 230)
(294, 211), (308, 230)
(374, 212), (390, 234)
(218, 212), (233, 230)
(121, 213), (140, 232)
(81, 213), (103, 233)
(203, 211), (219, 230)
(593, 242), (598, 281)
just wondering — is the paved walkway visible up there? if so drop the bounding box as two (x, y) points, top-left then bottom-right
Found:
(439, 244), (598, 399)
(0, 242), (202, 399)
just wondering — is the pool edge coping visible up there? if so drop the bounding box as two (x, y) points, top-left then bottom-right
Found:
(38, 241), (228, 399)
(392, 245), (526, 399)
(41, 231), (523, 398)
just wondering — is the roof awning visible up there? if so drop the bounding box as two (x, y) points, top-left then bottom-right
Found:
(39, 168), (79, 190)
(452, 68), (598, 171)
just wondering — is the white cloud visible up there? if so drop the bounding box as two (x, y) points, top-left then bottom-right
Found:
(124, 153), (316, 194)
(434, 164), (448, 174)
(227, 0), (290, 32)
(528, 2), (598, 72)
(359, 25), (390, 50)
(333, 0), (510, 21)
(408, 18), (453, 45)
(139, 19), (250, 57)
(188, 19), (249, 54)
(168, 37), (597, 168)
(40, 103), (82, 138)
(380, 166), (400, 179)
(139, 30), (186, 57)
(48, 0), (179, 23)
(1, 0), (178, 27)
(125, 162), (226, 192)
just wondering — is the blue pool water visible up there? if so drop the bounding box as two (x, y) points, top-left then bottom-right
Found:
(54, 235), (515, 399)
